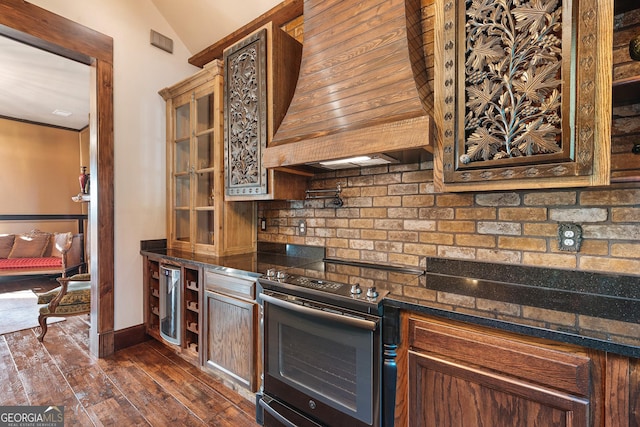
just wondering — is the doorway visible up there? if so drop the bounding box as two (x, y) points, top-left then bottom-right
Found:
(0, 1), (115, 357)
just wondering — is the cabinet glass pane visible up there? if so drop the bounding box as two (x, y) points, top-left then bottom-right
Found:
(175, 139), (190, 173)
(196, 133), (214, 170)
(196, 171), (215, 207)
(196, 210), (214, 245)
(196, 94), (214, 133)
(175, 175), (190, 208)
(175, 210), (190, 242)
(175, 103), (190, 140)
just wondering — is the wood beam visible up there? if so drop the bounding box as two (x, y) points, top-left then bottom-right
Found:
(188, 0), (302, 67)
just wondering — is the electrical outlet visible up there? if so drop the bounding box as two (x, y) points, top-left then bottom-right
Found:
(298, 220), (307, 236)
(558, 223), (582, 252)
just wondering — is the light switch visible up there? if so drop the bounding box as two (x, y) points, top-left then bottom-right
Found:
(558, 223), (582, 252)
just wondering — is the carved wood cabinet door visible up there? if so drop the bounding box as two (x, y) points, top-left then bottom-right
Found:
(434, 0), (613, 191)
(222, 22), (306, 201)
(223, 29), (269, 198)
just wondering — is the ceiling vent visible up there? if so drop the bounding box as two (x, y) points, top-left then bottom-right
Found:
(150, 29), (173, 54)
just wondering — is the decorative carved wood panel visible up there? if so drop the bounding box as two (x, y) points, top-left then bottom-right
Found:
(223, 29), (268, 197)
(435, 0), (613, 191)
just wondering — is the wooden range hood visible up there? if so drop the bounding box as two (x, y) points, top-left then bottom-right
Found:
(262, 0), (433, 170)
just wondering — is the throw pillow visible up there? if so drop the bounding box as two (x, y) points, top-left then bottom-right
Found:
(0, 234), (14, 258)
(8, 232), (51, 258)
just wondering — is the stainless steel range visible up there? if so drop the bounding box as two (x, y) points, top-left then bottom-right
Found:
(257, 267), (390, 427)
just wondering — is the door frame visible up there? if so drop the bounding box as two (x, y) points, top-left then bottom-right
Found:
(0, 0), (115, 357)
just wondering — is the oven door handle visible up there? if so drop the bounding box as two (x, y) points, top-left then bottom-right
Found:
(260, 293), (378, 331)
(259, 398), (298, 427)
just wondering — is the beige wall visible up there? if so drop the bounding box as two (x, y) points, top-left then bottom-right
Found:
(0, 118), (83, 234)
(28, 0), (199, 330)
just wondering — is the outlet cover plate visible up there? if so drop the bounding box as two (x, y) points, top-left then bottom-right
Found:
(558, 223), (582, 252)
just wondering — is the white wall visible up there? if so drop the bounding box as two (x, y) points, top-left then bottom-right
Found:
(29, 0), (198, 330)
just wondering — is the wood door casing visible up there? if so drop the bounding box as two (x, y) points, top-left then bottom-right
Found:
(0, 0), (114, 357)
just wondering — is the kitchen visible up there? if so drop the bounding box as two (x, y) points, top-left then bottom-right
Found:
(1, 0), (638, 425)
(142, 0), (640, 425)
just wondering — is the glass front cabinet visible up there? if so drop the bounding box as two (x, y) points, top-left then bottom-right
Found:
(160, 60), (256, 256)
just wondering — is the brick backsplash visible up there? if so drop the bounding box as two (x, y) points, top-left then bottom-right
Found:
(258, 165), (640, 277)
(268, 3), (640, 340)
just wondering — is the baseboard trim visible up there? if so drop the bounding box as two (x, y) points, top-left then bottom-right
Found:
(114, 323), (149, 351)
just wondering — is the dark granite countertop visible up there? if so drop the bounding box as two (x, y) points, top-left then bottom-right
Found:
(386, 297), (640, 358)
(386, 257), (640, 359)
(140, 241), (325, 277)
(140, 241), (640, 358)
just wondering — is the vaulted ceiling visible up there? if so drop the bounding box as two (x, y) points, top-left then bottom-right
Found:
(0, 0), (280, 130)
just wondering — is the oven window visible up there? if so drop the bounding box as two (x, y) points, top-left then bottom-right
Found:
(266, 300), (376, 424)
(281, 323), (359, 407)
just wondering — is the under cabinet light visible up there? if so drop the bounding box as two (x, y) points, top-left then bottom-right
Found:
(319, 156), (372, 167)
(317, 154), (398, 170)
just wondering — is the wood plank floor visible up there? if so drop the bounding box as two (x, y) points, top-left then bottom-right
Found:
(0, 316), (260, 426)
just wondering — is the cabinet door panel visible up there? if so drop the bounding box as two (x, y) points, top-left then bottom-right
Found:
(204, 291), (257, 390)
(435, 0), (612, 191)
(409, 317), (591, 397)
(409, 351), (589, 427)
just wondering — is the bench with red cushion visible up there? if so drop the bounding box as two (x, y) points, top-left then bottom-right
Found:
(0, 257), (62, 271)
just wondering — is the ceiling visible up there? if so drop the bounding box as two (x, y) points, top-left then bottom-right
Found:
(0, 0), (281, 130)
(0, 36), (90, 130)
(150, 0), (282, 54)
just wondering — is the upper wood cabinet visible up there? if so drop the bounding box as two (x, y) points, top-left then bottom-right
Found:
(160, 60), (256, 256)
(434, 0), (613, 191)
(611, 2), (640, 182)
(223, 22), (308, 201)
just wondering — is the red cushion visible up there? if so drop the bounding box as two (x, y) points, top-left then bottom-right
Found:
(0, 257), (62, 270)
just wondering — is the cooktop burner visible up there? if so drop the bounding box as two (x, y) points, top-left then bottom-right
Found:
(259, 268), (389, 314)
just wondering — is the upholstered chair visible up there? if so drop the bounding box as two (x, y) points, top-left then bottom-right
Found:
(36, 273), (91, 341)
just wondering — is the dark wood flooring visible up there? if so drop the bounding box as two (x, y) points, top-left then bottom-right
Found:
(0, 315), (259, 426)
(0, 274), (61, 294)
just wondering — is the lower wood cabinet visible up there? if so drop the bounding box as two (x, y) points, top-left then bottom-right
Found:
(398, 313), (607, 426)
(202, 269), (259, 392)
(142, 255), (261, 398)
(143, 257), (161, 339)
(142, 255), (201, 366)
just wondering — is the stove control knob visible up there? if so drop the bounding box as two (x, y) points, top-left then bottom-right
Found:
(350, 283), (362, 295)
(266, 268), (276, 278)
(276, 270), (287, 280)
(366, 287), (378, 298)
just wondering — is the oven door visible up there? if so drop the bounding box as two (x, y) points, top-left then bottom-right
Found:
(260, 291), (381, 427)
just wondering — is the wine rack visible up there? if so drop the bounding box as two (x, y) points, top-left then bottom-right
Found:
(146, 259), (161, 339)
(184, 267), (200, 356)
